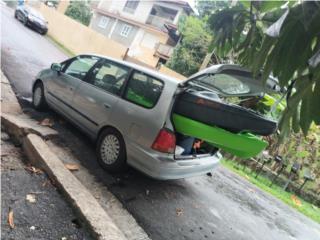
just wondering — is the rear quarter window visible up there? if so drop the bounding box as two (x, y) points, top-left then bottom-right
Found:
(124, 71), (164, 108)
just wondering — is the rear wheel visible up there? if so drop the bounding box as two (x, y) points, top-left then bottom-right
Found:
(32, 82), (48, 111)
(96, 128), (127, 172)
(40, 30), (47, 35)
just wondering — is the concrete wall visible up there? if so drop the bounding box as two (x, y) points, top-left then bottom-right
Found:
(158, 65), (186, 80)
(33, 3), (185, 79)
(36, 4), (128, 59)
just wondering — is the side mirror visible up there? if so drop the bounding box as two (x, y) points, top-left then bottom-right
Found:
(51, 63), (62, 72)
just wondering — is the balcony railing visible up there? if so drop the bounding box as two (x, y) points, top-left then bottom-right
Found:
(146, 15), (175, 30)
(155, 43), (174, 59)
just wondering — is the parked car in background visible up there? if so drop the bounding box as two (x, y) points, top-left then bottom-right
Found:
(32, 54), (279, 180)
(14, 5), (48, 35)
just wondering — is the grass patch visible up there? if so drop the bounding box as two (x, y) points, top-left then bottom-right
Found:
(221, 159), (320, 224)
(45, 34), (75, 57)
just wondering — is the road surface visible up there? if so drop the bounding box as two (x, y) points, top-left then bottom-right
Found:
(1, 131), (92, 240)
(1, 5), (320, 240)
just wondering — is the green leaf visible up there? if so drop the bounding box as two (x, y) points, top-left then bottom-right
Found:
(292, 107), (300, 133)
(300, 87), (313, 136)
(311, 81), (320, 124)
(259, 1), (287, 12)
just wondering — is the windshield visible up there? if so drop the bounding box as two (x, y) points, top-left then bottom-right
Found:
(27, 7), (45, 21)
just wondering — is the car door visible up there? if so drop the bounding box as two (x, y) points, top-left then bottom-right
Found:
(46, 55), (99, 117)
(16, 6), (27, 21)
(71, 58), (131, 135)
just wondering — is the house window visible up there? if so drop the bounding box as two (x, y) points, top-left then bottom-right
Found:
(123, 0), (139, 14)
(120, 24), (132, 37)
(98, 16), (109, 28)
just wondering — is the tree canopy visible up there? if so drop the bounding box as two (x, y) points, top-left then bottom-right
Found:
(208, 1), (320, 138)
(65, 1), (92, 26)
(166, 16), (212, 76)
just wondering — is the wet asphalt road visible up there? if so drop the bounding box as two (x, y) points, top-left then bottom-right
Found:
(2, 5), (320, 240)
(1, 132), (93, 240)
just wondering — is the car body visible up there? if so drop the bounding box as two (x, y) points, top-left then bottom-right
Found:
(32, 55), (278, 180)
(14, 5), (48, 35)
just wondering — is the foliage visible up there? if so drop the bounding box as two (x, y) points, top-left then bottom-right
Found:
(65, 1), (92, 26)
(195, 0), (229, 18)
(208, 1), (320, 138)
(221, 159), (320, 223)
(269, 125), (320, 182)
(166, 16), (212, 76)
(3, 0), (17, 8)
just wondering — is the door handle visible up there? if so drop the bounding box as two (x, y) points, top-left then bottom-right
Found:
(85, 96), (95, 103)
(103, 103), (111, 109)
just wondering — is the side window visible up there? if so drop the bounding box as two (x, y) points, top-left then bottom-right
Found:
(124, 72), (164, 108)
(64, 56), (98, 80)
(90, 60), (129, 95)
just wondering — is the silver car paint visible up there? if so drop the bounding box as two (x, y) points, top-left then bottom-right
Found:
(36, 55), (220, 180)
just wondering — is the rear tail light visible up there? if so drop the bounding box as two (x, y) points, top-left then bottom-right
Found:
(151, 128), (176, 154)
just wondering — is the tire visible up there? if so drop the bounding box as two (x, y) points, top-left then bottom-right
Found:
(96, 128), (127, 172)
(32, 82), (48, 111)
(40, 30), (47, 35)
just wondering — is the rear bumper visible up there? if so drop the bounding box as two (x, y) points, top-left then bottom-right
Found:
(126, 140), (221, 180)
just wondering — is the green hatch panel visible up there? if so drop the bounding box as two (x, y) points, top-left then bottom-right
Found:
(172, 114), (268, 158)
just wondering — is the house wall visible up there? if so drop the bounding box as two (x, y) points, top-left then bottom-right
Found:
(97, 0), (186, 25)
(110, 20), (139, 47)
(90, 13), (116, 37)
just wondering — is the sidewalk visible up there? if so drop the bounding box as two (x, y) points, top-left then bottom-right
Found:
(1, 130), (93, 240)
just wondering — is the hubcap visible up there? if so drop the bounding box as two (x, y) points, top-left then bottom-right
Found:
(100, 134), (120, 165)
(33, 87), (42, 106)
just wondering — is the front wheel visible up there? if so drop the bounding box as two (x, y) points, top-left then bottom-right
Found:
(96, 128), (127, 172)
(32, 82), (48, 111)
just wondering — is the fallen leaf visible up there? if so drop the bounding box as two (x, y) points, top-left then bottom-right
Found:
(145, 190), (150, 196)
(26, 194), (36, 203)
(248, 188), (255, 193)
(8, 208), (14, 229)
(244, 175), (250, 180)
(39, 118), (54, 127)
(30, 226), (36, 230)
(291, 195), (302, 207)
(42, 180), (51, 187)
(25, 166), (43, 174)
(176, 208), (183, 217)
(64, 163), (79, 171)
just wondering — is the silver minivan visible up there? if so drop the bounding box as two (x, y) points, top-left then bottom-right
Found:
(32, 54), (278, 180)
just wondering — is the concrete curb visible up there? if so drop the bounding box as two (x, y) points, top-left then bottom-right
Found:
(23, 134), (127, 240)
(1, 71), (139, 240)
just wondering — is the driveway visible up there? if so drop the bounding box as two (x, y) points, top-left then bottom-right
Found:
(1, 5), (320, 240)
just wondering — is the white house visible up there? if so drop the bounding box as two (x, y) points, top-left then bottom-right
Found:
(90, 0), (193, 67)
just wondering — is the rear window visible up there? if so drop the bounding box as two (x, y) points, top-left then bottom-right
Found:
(193, 74), (251, 95)
(124, 72), (164, 108)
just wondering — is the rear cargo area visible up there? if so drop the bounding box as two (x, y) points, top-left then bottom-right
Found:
(171, 90), (270, 159)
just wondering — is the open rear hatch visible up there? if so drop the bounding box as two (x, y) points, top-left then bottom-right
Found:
(171, 64), (281, 159)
